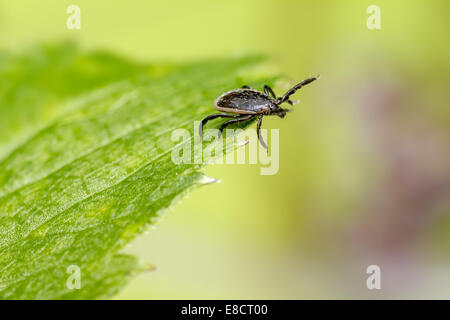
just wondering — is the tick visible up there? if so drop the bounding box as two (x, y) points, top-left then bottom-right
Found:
(199, 76), (319, 149)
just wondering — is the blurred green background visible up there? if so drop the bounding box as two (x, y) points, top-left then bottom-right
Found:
(1, 0), (449, 298)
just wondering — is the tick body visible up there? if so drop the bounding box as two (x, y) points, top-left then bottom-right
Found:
(199, 76), (319, 149)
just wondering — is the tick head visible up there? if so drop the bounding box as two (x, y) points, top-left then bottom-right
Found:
(268, 101), (279, 111)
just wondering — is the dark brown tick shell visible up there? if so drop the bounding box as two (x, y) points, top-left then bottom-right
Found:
(214, 89), (277, 115)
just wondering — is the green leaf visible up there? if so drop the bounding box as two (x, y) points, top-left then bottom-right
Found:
(0, 43), (273, 299)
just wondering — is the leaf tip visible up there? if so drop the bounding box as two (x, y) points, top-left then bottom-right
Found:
(198, 175), (221, 186)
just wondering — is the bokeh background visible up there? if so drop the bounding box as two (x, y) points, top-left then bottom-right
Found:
(1, 0), (449, 298)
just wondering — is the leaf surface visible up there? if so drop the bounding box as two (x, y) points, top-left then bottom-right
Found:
(0, 44), (272, 299)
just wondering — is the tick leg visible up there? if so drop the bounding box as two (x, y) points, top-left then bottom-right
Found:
(242, 85), (251, 89)
(218, 115), (255, 138)
(265, 85), (296, 106)
(200, 113), (240, 139)
(256, 114), (267, 150)
(264, 85), (277, 99)
(277, 75), (319, 105)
